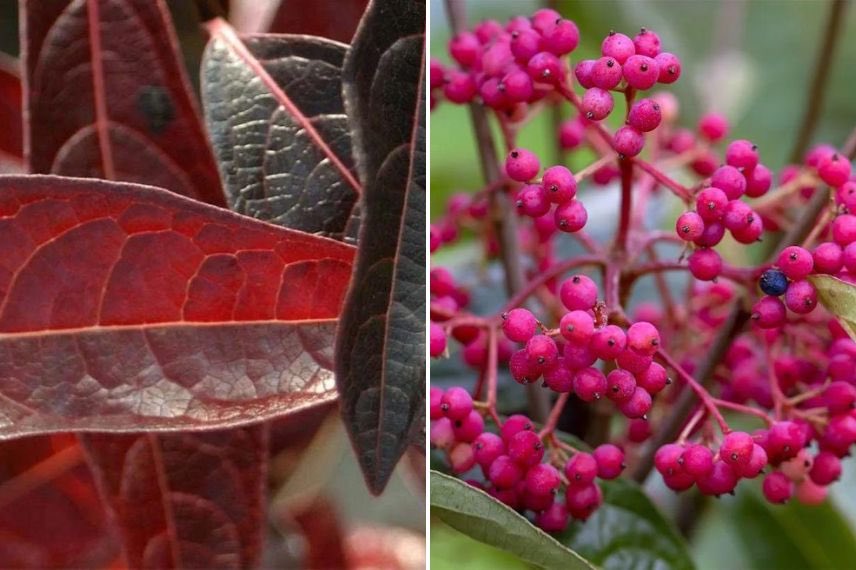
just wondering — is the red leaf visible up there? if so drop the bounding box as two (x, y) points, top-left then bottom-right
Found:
(0, 435), (118, 568)
(21, 0), (225, 205)
(0, 175), (354, 437)
(81, 426), (267, 568)
(267, 0), (368, 43)
(0, 54), (22, 164)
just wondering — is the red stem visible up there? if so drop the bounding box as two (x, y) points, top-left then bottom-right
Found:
(656, 349), (729, 433)
(616, 158), (634, 253)
(632, 157), (693, 202)
(539, 393), (570, 438)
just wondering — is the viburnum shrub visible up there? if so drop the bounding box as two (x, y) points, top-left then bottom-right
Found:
(430, 6), (856, 535)
(0, 0), (424, 567)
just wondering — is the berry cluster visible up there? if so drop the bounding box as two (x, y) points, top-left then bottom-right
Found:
(430, 6), (856, 531)
(431, 387), (625, 531)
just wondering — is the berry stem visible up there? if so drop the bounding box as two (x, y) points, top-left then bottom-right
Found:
(655, 349), (729, 432)
(484, 324), (501, 424)
(764, 342), (786, 420)
(576, 152), (618, 182)
(616, 157), (634, 253)
(676, 405), (707, 444)
(711, 398), (775, 425)
(538, 393), (571, 438)
(632, 157), (693, 202)
(498, 255), (606, 316)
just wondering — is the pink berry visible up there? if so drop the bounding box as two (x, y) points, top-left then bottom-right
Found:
(832, 214), (856, 246)
(508, 430), (544, 467)
(501, 69), (534, 103)
(473, 19), (503, 43)
(614, 126), (645, 157)
(688, 248), (723, 281)
(606, 369), (637, 402)
(510, 29), (541, 63)
(633, 28), (661, 57)
(627, 321), (660, 356)
(809, 451), (842, 485)
(796, 479), (828, 505)
(559, 118), (585, 149)
(784, 280), (817, 314)
(654, 52), (681, 83)
(430, 387), (444, 420)
(488, 455), (523, 489)
(593, 444), (625, 479)
(696, 187), (729, 222)
(515, 184), (550, 217)
(763, 471), (793, 504)
(565, 483), (603, 520)
(581, 87), (614, 121)
(725, 139), (759, 170)
(636, 362), (669, 394)
(812, 241), (844, 275)
(590, 57), (623, 90)
(697, 461), (739, 496)
(601, 31), (635, 64)
(473, 432), (505, 468)
(526, 334), (559, 367)
(618, 387), (652, 418)
(431, 417), (455, 449)
(744, 164), (773, 197)
(844, 243), (856, 273)
(564, 342), (597, 370)
(698, 113), (729, 141)
(559, 310), (595, 344)
(777, 246), (814, 280)
(574, 59), (596, 88)
(720, 431), (754, 467)
(510, 349), (541, 384)
(654, 443), (684, 476)
(501, 414), (534, 443)
(560, 274), (598, 311)
(443, 71), (477, 103)
(627, 99), (662, 132)
(722, 200), (756, 232)
(590, 325), (627, 360)
(573, 367), (607, 402)
(739, 444), (769, 479)
(453, 410), (485, 443)
(542, 18), (580, 55)
(505, 148), (540, 182)
(430, 322), (446, 357)
(616, 350), (653, 375)
(676, 211), (705, 241)
(544, 360), (574, 393)
(536, 502), (569, 532)
(502, 308), (538, 343)
(430, 59), (445, 89)
(554, 199), (588, 232)
(623, 55), (659, 90)
(449, 32), (480, 67)
(527, 51), (564, 84)
(542, 165), (577, 203)
(526, 463), (562, 495)
(530, 8), (561, 34)
(441, 387), (473, 421)
(565, 452), (598, 487)
(751, 296), (787, 329)
(681, 444), (714, 478)
(818, 153), (852, 187)
(711, 166), (747, 200)
(450, 442), (476, 473)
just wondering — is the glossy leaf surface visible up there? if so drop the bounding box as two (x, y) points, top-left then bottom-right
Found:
(202, 20), (360, 240)
(21, 0), (224, 205)
(335, 0), (426, 494)
(0, 175), (354, 438)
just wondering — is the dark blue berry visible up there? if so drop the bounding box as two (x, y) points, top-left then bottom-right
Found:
(759, 269), (789, 296)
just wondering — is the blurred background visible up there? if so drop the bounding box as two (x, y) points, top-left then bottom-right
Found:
(430, 1), (856, 568)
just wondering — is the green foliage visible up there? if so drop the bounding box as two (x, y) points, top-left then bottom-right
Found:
(810, 274), (856, 340)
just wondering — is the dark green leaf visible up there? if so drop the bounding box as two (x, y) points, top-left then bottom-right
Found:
(557, 479), (695, 570)
(201, 22), (360, 240)
(335, 0), (426, 494)
(730, 490), (856, 570)
(431, 471), (596, 570)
